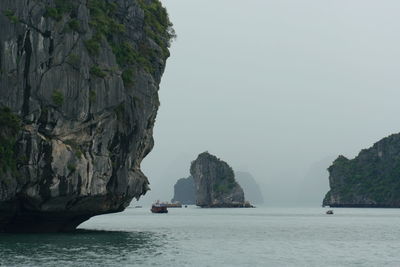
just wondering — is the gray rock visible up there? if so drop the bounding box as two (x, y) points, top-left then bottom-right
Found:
(190, 152), (251, 208)
(0, 0), (173, 232)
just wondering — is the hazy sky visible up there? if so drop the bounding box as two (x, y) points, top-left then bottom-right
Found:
(140, 0), (400, 206)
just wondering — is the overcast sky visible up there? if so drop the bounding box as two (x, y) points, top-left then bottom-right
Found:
(139, 0), (400, 206)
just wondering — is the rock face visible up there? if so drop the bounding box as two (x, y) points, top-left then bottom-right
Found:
(190, 152), (248, 207)
(171, 176), (196, 205)
(0, 0), (173, 232)
(323, 133), (400, 208)
(235, 171), (264, 204)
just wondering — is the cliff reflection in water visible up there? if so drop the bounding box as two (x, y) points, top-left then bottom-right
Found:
(0, 230), (166, 266)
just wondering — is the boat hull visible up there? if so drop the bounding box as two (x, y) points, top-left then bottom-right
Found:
(151, 206), (168, 213)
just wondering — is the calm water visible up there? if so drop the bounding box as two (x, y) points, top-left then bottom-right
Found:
(1, 207), (400, 266)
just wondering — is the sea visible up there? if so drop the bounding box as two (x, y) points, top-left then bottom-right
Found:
(1, 206), (400, 267)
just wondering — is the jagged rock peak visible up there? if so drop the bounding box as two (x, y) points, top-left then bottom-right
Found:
(0, 0), (173, 232)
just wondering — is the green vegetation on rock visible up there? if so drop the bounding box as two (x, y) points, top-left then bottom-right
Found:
(122, 68), (135, 86)
(90, 65), (107, 78)
(213, 182), (235, 194)
(84, 0), (174, 83)
(44, 0), (75, 21)
(111, 42), (150, 70)
(85, 0), (125, 57)
(114, 103), (125, 121)
(52, 90), (64, 106)
(87, 0), (124, 38)
(212, 167), (236, 195)
(89, 90), (96, 103)
(68, 18), (81, 32)
(84, 37), (101, 56)
(3, 10), (19, 24)
(0, 108), (21, 174)
(67, 163), (77, 173)
(66, 54), (80, 69)
(138, 0), (176, 59)
(64, 140), (83, 159)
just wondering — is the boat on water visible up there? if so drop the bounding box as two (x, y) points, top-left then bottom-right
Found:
(166, 202), (182, 208)
(151, 201), (168, 213)
(326, 210), (334, 215)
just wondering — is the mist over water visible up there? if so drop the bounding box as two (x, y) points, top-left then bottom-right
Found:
(139, 0), (400, 206)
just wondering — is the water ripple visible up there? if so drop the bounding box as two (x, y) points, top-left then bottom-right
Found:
(0, 230), (165, 267)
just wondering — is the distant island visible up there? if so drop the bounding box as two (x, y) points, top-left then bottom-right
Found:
(323, 133), (400, 207)
(171, 176), (196, 205)
(235, 171), (264, 204)
(172, 171), (263, 205)
(189, 152), (253, 208)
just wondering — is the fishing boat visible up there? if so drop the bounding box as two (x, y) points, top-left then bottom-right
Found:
(151, 201), (168, 213)
(326, 210), (334, 215)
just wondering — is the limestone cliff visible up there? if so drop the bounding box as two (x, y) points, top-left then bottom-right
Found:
(0, 0), (173, 232)
(323, 133), (400, 207)
(171, 176), (196, 205)
(190, 152), (250, 208)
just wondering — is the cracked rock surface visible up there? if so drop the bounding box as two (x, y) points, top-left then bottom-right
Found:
(0, 0), (171, 232)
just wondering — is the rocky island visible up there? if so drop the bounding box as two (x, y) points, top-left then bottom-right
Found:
(0, 0), (173, 232)
(323, 133), (400, 208)
(190, 152), (252, 208)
